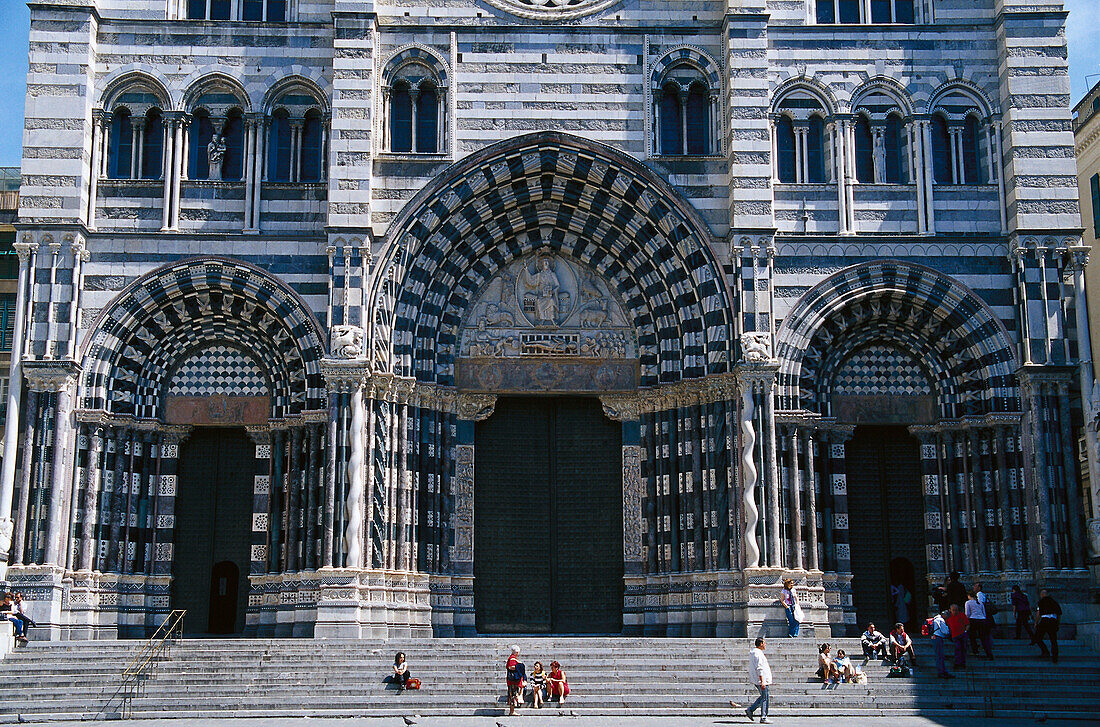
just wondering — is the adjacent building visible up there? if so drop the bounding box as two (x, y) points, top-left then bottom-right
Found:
(6, 0), (1096, 640)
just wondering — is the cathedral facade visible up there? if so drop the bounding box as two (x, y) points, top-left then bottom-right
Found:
(6, 0), (1097, 639)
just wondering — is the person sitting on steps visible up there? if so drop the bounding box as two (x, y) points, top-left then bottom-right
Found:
(391, 651), (412, 691)
(529, 661), (547, 708)
(547, 660), (568, 705)
(890, 622), (916, 667)
(0, 594), (27, 645)
(817, 643), (840, 683)
(861, 622), (888, 660)
(834, 649), (856, 683)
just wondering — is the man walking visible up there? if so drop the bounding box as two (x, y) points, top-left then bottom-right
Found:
(1034, 589), (1062, 663)
(1011, 585), (1034, 642)
(746, 637), (772, 723)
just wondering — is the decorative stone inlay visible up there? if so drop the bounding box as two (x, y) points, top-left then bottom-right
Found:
(483, 0), (619, 20)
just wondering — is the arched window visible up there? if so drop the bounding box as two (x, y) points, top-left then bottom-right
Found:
(269, 109), (292, 182)
(189, 110), (214, 180)
(141, 108), (164, 180)
(685, 83), (709, 155)
(931, 115), (952, 185)
(807, 116), (826, 183)
(884, 114), (905, 183)
(962, 116), (982, 185)
(416, 83), (439, 154)
(854, 116), (874, 183)
(390, 82), (413, 154)
(301, 111), (323, 181)
(108, 109), (133, 180)
(659, 83), (683, 155)
(221, 111), (244, 181)
(776, 116), (796, 183)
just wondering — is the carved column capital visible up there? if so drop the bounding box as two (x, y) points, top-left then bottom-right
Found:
(600, 392), (642, 422)
(455, 393), (496, 422)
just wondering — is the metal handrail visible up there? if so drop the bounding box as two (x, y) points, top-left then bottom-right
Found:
(95, 610), (186, 720)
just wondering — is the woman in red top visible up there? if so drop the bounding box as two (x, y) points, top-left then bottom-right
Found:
(547, 660), (569, 705)
(506, 646), (525, 715)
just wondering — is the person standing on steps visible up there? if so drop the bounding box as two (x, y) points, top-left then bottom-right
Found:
(947, 603), (969, 670)
(745, 637), (772, 723)
(1011, 585), (1035, 642)
(930, 609), (954, 679)
(1034, 589), (1062, 663)
(780, 578), (801, 638)
(944, 571), (968, 610)
(505, 646), (526, 715)
(965, 590), (994, 659)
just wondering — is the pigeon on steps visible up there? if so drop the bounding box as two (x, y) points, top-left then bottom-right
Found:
(402, 716), (419, 726)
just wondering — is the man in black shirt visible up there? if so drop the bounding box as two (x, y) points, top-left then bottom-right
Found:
(944, 572), (968, 610)
(1034, 589), (1062, 663)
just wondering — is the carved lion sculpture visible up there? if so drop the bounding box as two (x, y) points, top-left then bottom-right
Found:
(740, 332), (774, 364)
(331, 325), (364, 359)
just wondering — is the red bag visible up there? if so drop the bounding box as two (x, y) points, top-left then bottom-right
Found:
(406, 678), (421, 690)
(921, 617), (934, 637)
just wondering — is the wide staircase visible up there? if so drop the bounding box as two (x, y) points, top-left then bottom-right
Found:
(0, 636), (1096, 721)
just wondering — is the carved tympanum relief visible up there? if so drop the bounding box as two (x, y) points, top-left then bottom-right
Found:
(483, 0), (619, 20)
(459, 249), (637, 361)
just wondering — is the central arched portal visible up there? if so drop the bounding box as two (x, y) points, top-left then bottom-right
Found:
(371, 133), (735, 636)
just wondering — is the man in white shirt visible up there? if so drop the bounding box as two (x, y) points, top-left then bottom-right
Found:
(746, 637), (772, 723)
(860, 622), (888, 659)
(931, 610), (954, 679)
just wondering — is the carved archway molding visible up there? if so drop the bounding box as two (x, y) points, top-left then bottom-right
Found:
(369, 132), (733, 387)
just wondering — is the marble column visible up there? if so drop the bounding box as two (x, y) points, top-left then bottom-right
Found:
(0, 240), (36, 577)
(42, 373), (76, 566)
(804, 427), (820, 571)
(787, 425), (803, 570)
(76, 425), (105, 571)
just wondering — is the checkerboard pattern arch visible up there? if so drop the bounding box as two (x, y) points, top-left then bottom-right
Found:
(776, 261), (1018, 416)
(81, 258), (326, 419)
(370, 132), (732, 386)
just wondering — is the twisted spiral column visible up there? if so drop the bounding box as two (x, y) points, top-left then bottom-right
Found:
(741, 384), (760, 569)
(345, 381), (366, 569)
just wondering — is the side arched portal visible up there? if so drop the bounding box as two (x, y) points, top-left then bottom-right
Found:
(774, 261), (1025, 633)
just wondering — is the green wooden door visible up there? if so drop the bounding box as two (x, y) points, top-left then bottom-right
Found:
(474, 397), (623, 634)
(171, 428), (254, 634)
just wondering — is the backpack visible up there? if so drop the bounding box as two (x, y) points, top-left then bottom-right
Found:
(887, 665), (911, 678)
(921, 617), (935, 637)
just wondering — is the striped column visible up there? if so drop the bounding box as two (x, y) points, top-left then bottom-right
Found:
(910, 426), (945, 578)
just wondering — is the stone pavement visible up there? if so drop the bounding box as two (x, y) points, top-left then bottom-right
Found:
(33, 718), (1081, 727)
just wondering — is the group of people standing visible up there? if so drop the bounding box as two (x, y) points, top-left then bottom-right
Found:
(506, 646), (568, 715)
(929, 572), (1063, 678)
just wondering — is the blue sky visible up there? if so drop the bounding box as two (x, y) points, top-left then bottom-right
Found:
(0, 0), (1098, 168)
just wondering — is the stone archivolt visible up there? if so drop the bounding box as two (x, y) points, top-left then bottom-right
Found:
(482, 0), (619, 20)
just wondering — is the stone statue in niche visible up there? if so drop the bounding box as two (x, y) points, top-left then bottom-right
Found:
(208, 134), (226, 180)
(741, 332), (774, 364)
(331, 325), (365, 359)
